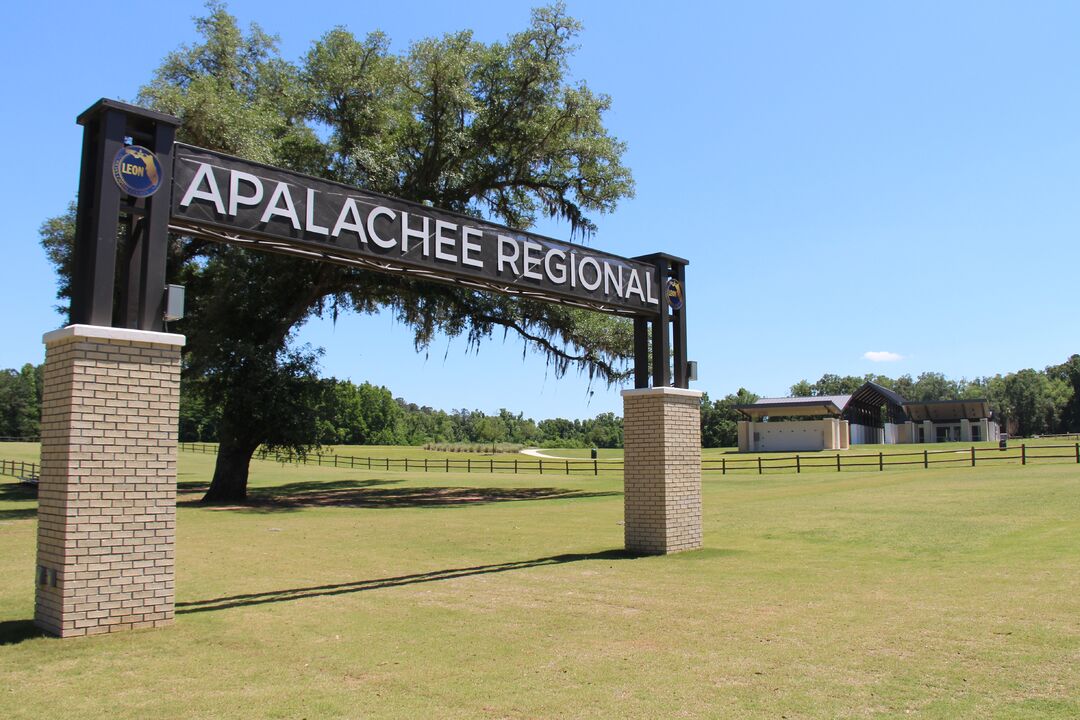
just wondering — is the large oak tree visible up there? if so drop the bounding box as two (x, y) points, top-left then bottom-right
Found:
(44, 3), (637, 501)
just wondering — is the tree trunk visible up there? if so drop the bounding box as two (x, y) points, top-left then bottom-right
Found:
(202, 438), (260, 503)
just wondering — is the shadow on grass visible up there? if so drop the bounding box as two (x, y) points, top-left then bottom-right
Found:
(0, 481), (37, 520)
(178, 549), (632, 615)
(0, 620), (46, 645)
(180, 477), (619, 512)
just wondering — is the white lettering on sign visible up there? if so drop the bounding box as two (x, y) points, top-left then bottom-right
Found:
(176, 158), (661, 309)
(400, 212), (428, 254)
(497, 236), (520, 275)
(305, 189), (329, 236)
(261, 182), (301, 229)
(179, 163), (226, 214)
(229, 171), (263, 217)
(332, 198), (367, 242)
(461, 226), (484, 268)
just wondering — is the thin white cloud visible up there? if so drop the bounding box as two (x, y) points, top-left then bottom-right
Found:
(863, 351), (903, 362)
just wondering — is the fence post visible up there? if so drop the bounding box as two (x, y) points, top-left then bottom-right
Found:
(879, 452), (883, 472)
(468, 458), (471, 473)
(368, 457), (372, 470)
(923, 449), (928, 469)
(594, 459), (598, 476)
(757, 457), (762, 475)
(424, 458), (428, 472)
(539, 460), (544, 475)
(836, 453), (841, 472)
(385, 458), (389, 471)
(445, 458), (449, 472)
(490, 458), (494, 473)
(1021, 444), (1026, 466)
(405, 458), (409, 472)
(971, 446), (976, 467)
(514, 458), (518, 473)
(1075, 442), (1078, 464)
(565, 460), (570, 475)
(722, 457), (726, 475)
(796, 454), (800, 474)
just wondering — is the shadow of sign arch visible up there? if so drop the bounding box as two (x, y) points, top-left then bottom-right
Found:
(34, 98), (701, 639)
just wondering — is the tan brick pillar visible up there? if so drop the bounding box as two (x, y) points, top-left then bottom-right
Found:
(621, 387), (703, 555)
(35, 325), (184, 637)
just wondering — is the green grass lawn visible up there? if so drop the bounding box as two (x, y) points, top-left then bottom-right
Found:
(1, 448), (1079, 718)
(0, 442), (42, 465)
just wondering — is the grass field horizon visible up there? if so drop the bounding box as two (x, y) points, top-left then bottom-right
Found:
(2, 444), (1078, 717)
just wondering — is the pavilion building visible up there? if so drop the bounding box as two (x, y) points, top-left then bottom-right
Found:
(735, 381), (1000, 452)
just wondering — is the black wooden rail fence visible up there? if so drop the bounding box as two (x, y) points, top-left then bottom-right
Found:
(2, 443), (1077, 485)
(0, 459), (39, 484)
(180, 441), (620, 475)
(176, 441), (1080, 476)
(708, 443), (1080, 474)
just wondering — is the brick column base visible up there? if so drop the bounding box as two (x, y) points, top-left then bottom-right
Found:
(622, 387), (703, 555)
(35, 325), (184, 637)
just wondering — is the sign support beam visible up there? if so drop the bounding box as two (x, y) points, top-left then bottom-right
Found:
(71, 100), (179, 332)
(633, 253), (690, 390)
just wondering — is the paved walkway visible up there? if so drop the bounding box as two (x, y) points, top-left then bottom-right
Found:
(520, 448), (576, 460)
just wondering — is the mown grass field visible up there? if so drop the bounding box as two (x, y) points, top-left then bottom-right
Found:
(1, 444), (1079, 718)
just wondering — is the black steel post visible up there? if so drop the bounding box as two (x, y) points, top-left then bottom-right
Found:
(70, 99), (180, 330)
(651, 258), (670, 387)
(120, 214), (141, 328)
(137, 120), (177, 331)
(635, 253), (689, 389)
(671, 260), (689, 389)
(633, 317), (649, 388)
(71, 108), (127, 327)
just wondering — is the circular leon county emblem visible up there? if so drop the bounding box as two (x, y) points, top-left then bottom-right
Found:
(667, 278), (684, 310)
(112, 145), (163, 197)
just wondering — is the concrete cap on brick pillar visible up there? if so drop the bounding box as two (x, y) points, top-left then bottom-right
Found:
(621, 387), (702, 399)
(43, 324), (186, 347)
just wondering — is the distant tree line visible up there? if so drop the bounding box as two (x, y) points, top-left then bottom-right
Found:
(0, 364), (43, 438)
(3, 353), (1078, 448)
(179, 376), (624, 450)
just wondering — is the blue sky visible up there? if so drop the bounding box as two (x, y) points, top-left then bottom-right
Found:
(1, 1), (1077, 419)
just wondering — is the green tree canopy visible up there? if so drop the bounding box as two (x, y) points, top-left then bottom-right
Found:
(42, 2), (636, 501)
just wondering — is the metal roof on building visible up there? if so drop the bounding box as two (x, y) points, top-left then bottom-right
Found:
(736, 380), (993, 424)
(736, 394), (852, 419)
(903, 399), (992, 422)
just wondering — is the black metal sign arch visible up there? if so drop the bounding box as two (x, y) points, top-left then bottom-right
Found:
(70, 99), (690, 389)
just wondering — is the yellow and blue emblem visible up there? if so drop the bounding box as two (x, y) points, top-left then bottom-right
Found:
(667, 278), (684, 310)
(112, 145), (162, 197)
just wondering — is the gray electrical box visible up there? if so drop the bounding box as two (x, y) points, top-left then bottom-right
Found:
(164, 284), (186, 322)
(687, 360), (698, 382)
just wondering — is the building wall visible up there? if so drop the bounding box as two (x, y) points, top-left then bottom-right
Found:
(893, 418), (1000, 444)
(737, 419), (844, 452)
(849, 423), (884, 445)
(737, 415), (1000, 451)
